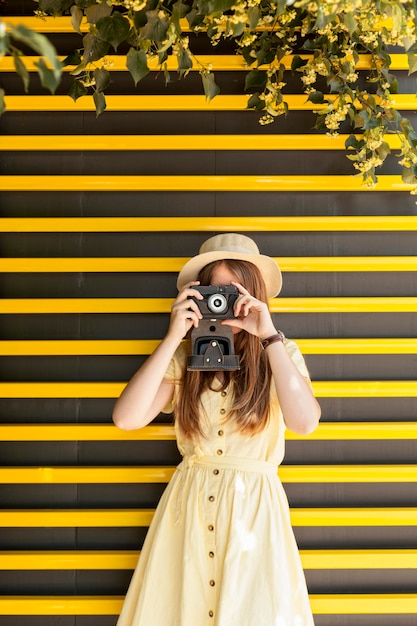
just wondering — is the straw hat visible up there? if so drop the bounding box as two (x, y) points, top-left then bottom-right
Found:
(177, 233), (282, 298)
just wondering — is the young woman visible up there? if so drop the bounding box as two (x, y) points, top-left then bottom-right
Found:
(113, 233), (321, 626)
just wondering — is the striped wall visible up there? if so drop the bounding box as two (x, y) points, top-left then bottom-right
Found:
(1, 8), (417, 626)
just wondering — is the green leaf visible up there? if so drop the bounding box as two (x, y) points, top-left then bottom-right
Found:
(85, 1), (112, 24)
(407, 51), (417, 75)
(126, 47), (149, 86)
(177, 47), (193, 76)
(345, 134), (360, 150)
(307, 90), (324, 104)
(11, 25), (62, 82)
(96, 12), (130, 51)
(197, 0), (235, 14)
(70, 5), (84, 34)
(140, 11), (169, 44)
(68, 77), (88, 101)
(83, 32), (110, 63)
(247, 92), (264, 112)
(0, 88), (6, 116)
(402, 166), (417, 185)
(0, 29), (10, 57)
(244, 68), (267, 92)
(94, 67), (111, 92)
(93, 89), (106, 116)
(38, 0), (73, 15)
(247, 7), (260, 30)
(291, 55), (308, 72)
(13, 54), (30, 93)
(376, 141), (391, 161)
(62, 50), (83, 67)
(201, 71), (220, 101)
(34, 58), (61, 93)
(171, 0), (191, 31)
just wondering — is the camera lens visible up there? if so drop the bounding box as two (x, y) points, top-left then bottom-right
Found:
(207, 293), (227, 314)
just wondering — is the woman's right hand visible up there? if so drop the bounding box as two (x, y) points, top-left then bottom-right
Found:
(167, 281), (203, 341)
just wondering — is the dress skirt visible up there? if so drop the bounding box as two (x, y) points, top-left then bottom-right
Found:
(116, 454), (315, 626)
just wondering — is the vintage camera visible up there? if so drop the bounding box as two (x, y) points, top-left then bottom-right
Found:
(190, 285), (239, 319)
(187, 285), (240, 371)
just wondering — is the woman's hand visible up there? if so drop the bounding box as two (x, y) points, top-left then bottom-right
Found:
(222, 281), (277, 339)
(167, 281), (204, 342)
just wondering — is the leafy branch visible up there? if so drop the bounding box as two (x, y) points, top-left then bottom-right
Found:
(0, 21), (62, 113)
(2, 0), (417, 190)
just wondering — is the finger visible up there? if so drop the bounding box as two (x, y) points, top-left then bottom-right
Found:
(231, 281), (249, 296)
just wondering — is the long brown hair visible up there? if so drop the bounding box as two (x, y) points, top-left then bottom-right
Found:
(175, 259), (272, 438)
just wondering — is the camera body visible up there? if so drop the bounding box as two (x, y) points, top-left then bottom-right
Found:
(187, 285), (240, 371)
(190, 285), (238, 320)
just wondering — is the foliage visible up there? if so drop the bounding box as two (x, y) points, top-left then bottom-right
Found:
(3, 0), (417, 188)
(0, 21), (62, 112)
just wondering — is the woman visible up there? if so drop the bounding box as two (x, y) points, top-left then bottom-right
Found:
(113, 233), (321, 626)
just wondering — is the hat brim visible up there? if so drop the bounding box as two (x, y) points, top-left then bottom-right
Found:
(177, 250), (282, 298)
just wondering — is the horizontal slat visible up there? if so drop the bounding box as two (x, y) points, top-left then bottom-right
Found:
(0, 174), (412, 192)
(2, 338), (417, 356)
(0, 593), (416, 615)
(0, 424), (176, 441)
(0, 381), (416, 398)
(0, 339), (160, 355)
(0, 134), (404, 152)
(0, 422), (416, 442)
(1, 296), (417, 314)
(4, 94), (417, 112)
(1, 465), (417, 483)
(1, 216), (416, 232)
(2, 548), (417, 570)
(0, 508), (416, 527)
(0, 53), (411, 72)
(3, 256), (417, 273)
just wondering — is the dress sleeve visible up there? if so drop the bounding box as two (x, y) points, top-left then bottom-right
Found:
(284, 338), (312, 382)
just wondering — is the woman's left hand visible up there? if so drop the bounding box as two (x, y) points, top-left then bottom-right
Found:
(221, 282), (276, 339)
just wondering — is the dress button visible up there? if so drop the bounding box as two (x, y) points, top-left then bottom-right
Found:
(208, 524), (214, 531)
(209, 580), (215, 586)
(218, 429), (224, 436)
(220, 408), (226, 415)
(213, 469), (219, 475)
(217, 449), (223, 455)
(209, 495), (215, 502)
(221, 391), (227, 397)
(209, 611), (214, 617)
(209, 551), (215, 558)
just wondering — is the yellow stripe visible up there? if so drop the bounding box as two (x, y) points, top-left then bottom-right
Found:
(0, 508), (415, 527)
(0, 53), (411, 72)
(0, 466), (176, 484)
(0, 381), (416, 399)
(0, 424), (175, 441)
(1, 338), (417, 356)
(0, 594), (415, 615)
(0, 134), (405, 152)
(0, 595), (123, 615)
(1, 216), (416, 232)
(0, 215), (415, 232)
(0, 339), (160, 355)
(0, 174), (412, 192)
(1, 464), (416, 483)
(310, 594), (417, 615)
(2, 256), (417, 273)
(0, 422), (415, 441)
(4, 94), (417, 112)
(1, 549), (416, 570)
(1, 296), (417, 314)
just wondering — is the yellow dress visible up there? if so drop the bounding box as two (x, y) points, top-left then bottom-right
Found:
(117, 339), (315, 626)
